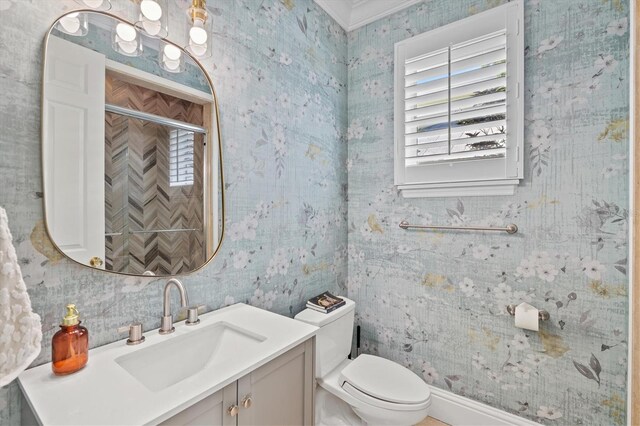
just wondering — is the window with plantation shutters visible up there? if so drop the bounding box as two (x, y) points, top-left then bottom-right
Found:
(169, 129), (195, 186)
(394, 1), (523, 198)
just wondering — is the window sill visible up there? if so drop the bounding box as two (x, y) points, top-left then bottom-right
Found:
(397, 179), (519, 198)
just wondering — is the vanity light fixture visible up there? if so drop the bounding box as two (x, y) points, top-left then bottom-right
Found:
(75, 0), (112, 11)
(184, 0), (212, 59)
(160, 43), (184, 73)
(56, 12), (88, 36)
(112, 23), (143, 57)
(135, 0), (169, 38)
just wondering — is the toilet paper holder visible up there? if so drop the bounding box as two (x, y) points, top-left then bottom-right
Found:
(506, 304), (550, 321)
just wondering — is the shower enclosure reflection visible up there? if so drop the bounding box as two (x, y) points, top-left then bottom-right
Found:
(104, 74), (207, 274)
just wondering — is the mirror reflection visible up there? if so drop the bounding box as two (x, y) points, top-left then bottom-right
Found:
(43, 11), (223, 276)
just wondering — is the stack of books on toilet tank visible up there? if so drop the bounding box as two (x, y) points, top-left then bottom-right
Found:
(306, 292), (345, 313)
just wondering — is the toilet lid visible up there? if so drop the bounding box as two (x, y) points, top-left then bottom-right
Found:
(339, 355), (431, 405)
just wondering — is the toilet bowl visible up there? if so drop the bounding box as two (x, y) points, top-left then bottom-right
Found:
(295, 297), (431, 426)
(320, 357), (431, 425)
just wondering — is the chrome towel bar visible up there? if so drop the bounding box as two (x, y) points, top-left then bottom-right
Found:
(399, 221), (518, 234)
(105, 228), (200, 236)
(130, 228), (200, 234)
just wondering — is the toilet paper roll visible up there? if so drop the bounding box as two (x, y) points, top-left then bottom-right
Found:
(514, 302), (539, 331)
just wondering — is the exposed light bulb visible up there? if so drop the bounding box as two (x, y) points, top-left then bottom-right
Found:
(114, 23), (140, 55)
(140, 0), (163, 21)
(163, 56), (181, 71)
(135, 0), (167, 38)
(59, 13), (81, 34)
(184, 4), (211, 58)
(188, 39), (207, 57)
(164, 44), (181, 61)
(118, 39), (138, 54)
(116, 23), (137, 42)
(82, 0), (105, 8)
(142, 19), (162, 36)
(161, 44), (182, 72)
(189, 20), (208, 45)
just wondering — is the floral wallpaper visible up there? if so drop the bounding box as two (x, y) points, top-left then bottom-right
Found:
(0, 0), (347, 423)
(347, 0), (629, 425)
(0, 0), (631, 425)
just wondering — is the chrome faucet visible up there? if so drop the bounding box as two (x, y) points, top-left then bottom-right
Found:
(159, 278), (189, 334)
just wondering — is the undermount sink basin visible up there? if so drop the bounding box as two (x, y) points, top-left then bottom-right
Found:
(115, 321), (266, 392)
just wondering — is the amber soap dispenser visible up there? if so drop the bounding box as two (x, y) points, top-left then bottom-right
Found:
(52, 304), (89, 375)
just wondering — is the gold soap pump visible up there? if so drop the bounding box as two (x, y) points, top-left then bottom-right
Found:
(52, 304), (89, 375)
(62, 304), (79, 325)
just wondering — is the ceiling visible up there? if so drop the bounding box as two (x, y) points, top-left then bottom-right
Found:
(314, 0), (423, 32)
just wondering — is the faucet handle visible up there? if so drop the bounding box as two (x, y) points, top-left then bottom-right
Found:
(186, 306), (200, 326)
(117, 322), (145, 345)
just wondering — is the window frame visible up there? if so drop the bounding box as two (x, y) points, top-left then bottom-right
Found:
(394, 0), (524, 198)
(169, 128), (196, 187)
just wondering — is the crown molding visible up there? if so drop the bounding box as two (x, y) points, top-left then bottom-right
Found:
(314, 0), (351, 30)
(314, 0), (423, 32)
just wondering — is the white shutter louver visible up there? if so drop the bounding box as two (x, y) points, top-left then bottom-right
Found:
(404, 29), (507, 167)
(394, 0), (523, 197)
(169, 129), (195, 186)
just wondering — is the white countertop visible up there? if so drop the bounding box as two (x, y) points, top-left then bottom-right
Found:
(18, 303), (318, 426)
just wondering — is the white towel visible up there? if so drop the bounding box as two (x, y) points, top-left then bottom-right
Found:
(0, 207), (42, 386)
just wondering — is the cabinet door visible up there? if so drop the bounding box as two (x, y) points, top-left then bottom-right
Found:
(160, 382), (237, 426)
(238, 339), (315, 426)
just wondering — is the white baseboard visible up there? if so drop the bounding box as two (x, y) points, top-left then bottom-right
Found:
(429, 387), (541, 426)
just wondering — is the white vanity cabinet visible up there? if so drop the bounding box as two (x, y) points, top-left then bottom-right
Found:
(161, 339), (315, 426)
(19, 304), (318, 426)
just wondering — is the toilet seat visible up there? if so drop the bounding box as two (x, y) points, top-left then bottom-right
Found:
(318, 358), (431, 426)
(341, 382), (432, 412)
(339, 354), (431, 407)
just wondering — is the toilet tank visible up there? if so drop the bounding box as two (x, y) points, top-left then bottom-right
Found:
(294, 297), (355, 378)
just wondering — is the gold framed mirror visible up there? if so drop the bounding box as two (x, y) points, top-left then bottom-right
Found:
(41, 10), (224, 277)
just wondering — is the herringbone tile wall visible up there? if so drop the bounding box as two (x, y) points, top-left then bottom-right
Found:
(105, 74), (205, 275)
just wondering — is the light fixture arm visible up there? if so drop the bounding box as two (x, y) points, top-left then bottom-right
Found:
(192, 0), (206, 10)
(188, 0), (208, 24)
(184, 0), (212, 58)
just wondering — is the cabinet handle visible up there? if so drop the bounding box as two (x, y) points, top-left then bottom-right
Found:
(227, 405), (239, 417)
(241, 395), (252, 409)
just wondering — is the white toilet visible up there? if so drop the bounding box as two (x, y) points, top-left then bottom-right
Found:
(295, 297), (431, 425)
